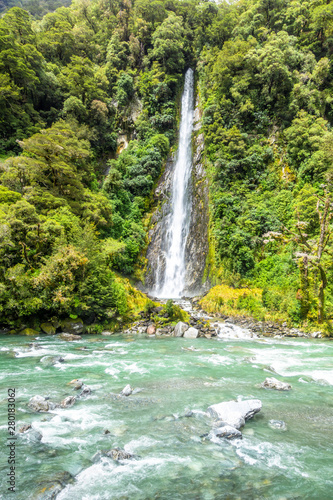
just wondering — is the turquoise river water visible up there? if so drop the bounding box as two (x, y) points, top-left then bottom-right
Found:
(0, 332), (332, 499)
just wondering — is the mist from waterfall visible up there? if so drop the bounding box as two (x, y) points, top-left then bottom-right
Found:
(155, 68), (194, 298)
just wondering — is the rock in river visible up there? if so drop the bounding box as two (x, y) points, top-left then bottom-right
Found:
(207, 399), (262, 429)
(211, 424), (242, 440)
(183, 327), (199, 339)
(60, 396), (76, 408)
(120, 384), (133, 396)
(59, 333), (82, 341)
(60, 318), (84, 335)
(174, 321), (189, 337)
(261, 377), (291, 391)
(28, 395), (50, 412)
(147, 324), (156, 335)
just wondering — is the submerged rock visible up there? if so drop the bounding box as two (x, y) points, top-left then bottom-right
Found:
(92, 447), (134, 463)
(207, 399), (262, 429)
(40, 355), (64, 366)
(261, 377), (292, 391)
(28, 395), (50, 412)
(79, 385), (92, 397)
(268, 419), (287, 431)
(59, 333), (82, 341)
(121, 384), (133, 396)
(174, 321), (189, 337)
(60, 396), (76, 408)
(183, 327), (199, 339)
(35, 471), (74, 499)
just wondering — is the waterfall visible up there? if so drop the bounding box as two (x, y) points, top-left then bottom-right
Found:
(155, 68), (194, 298)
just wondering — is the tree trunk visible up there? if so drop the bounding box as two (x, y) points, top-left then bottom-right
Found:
(317, 265), (327, 324)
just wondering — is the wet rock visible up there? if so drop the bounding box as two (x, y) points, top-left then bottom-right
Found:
(101, 331), (114, 336)
(26, 428), (43, 443)
(268, 419), (287, 431)
(92, 447), (134, 463)
(40, 355), (64, 366)
(19, 424), (32, 433)
(207, 399), (262, 429)
(68, 379), (83, 390)
(60, 318), (84, 335)
(40, 322), (56, 335)
(59, 333), (82, 341)
(36, 471), (74, 499)
(28, 395), (50, 412)
(147, 324), (156, 335)
(20, 328), (39, 336)
(60, 396), (76, 408)
(174, 321), (189, 337)
(311, 331), (322, 338)
(211, 425), (242, 440)
(79, 385), (91, 397)
(183, 327), (199, 339)
(103, 429), (110, 435)
(261, 377), (292, 391)
(121, 384), (133, 396)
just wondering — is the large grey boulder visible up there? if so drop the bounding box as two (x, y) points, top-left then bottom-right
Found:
(261, 377), (291, 391)
(183, 327), (199, 339)
(207, 399), (262, 429)
(174, 321), (189, 337)
(28, 395), (50, 412)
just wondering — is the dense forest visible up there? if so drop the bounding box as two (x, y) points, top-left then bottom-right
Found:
(1, 0), (333, 334)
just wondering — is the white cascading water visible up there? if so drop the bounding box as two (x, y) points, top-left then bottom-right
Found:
(155, 68), (194, 298)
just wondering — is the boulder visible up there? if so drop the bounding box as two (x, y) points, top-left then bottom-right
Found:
(59, 333), (82, 341)
(28, 395), (50, 412)
(20, 328), (39, 336)
(19, 424), (32, 433)
(211, 425), (242, 440)
(40, 322), (56, 335)
(68, 379), (83, 390)
(174, 321), (189, 337)
(183, 327), (199, 339)
(147, 324), (156, 335)
(101, 331), (114, 336)
(207, 399), (262, 429)
(79, 385), (91, 397)
(120, 384), (133, 396)
(106, 448), (134, 461)
(261, 377), (291, 391)
(60, 396), (76, 408)
(60, 318), (84, 335)
(40, 355), (64, 366)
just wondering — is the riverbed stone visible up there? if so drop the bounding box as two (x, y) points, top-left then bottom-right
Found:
(60, 396), (76, 408)
(121, 384), (133, 396)
(183, 327), (199, 339)
(174, 321), (189, 337)
(268, 419), (287, 431)
(60, 318), (84, 335)
(19, 424), (32, 433)
(59, 333), (82, 341)
(40, 322), (56, 335)
(212, 425), (242, 440)
(28, 395), (50, 412)
(68, 379), (83, 390)
(261, 377), (291, 391)
(207, 399), (262, 429)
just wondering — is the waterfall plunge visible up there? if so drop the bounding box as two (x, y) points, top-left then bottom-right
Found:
(155, 68), (194, 298)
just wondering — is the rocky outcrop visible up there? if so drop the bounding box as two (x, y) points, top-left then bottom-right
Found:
(40, 322), (56, 335)
(60, 318), (84, 335)
(207, 399), (262, 429)
(261, 377), (292, 391)
(143, 94), (209, 296)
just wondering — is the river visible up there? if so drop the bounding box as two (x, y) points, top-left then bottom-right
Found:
(1, 331), (332, 499)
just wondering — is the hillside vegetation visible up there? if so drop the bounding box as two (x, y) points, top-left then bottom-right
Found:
(1, 0), (333, 333)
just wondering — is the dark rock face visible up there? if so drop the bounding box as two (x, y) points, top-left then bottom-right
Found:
(142, 96), (209, 296)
